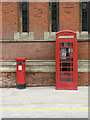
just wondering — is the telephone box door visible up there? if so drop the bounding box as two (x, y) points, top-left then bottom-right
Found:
(56, 30), (78, 90)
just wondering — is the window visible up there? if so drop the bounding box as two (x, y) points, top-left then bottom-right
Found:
(82, 2), (88, 31)
(49, 2), (59, 32)
(22, 2), (29, 32)
(19, 2), (29, 33)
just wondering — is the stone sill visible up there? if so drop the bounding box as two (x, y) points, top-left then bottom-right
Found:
(77, 31), (89, 41)
(0, 39), (56, 42)
(0, 31), (89, 42)
(0, 60), (55, 66)
(0, 60), (89, 72)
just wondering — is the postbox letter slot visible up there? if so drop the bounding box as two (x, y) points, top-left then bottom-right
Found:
(17, 62), (23, 64)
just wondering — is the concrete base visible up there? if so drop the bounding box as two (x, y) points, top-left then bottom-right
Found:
(0, 86), (88, 118)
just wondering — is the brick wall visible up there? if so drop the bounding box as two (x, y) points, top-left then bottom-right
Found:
(29, 2), (49, 40)
(1, 72), (16, 87)
(1, 2), (80, 40)
(78, 41), (88, 60)
(0, 2), (89, 87)
(1, 2), (81, 40)
(0, 41), (89, 87)
(1, 41), (89, 60)
(88, 2), (90, 34)
(78, 72), (88, 86)
(2, 2), (18, 40)
(59, 2), (80, 31)
(1, 72), (88, 88)
(1, 42), (55, 60)
(0, 2), (2, 40)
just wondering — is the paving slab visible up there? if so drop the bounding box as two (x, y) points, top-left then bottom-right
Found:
(0, 86), (88, 118)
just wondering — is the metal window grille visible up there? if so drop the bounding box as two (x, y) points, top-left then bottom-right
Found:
(82, 2), (88, 31)
(51, 2), (59, 32)
(22, 2), (28, 32)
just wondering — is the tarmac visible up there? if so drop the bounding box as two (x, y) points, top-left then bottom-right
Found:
(0, 86), (88, 118)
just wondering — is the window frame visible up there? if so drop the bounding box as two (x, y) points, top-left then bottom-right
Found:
(81, 2), (88, 32)
(49, 2), (59, 32)
(19, 2), (29, 34)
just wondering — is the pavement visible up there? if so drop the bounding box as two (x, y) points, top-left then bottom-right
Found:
(0, 86), (88, 118)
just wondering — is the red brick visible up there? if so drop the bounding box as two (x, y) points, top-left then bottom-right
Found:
(59, 2), (80, 31)
(78, 72), (88, 86)
(78, 41), (88, 60)
(0, 72), (88, 87)
(29, 2), (49, 40)
(1, 42), (55, 60)
(1, 41), (89, 60)
(2, 2), (18, 40)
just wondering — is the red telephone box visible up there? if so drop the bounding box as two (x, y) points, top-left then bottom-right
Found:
(56, 30), (78, 90)
(15, 58), (27, 89)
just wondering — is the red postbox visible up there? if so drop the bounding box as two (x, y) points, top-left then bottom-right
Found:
(15, 58), (27, 89)
(56, 30), (78, 90)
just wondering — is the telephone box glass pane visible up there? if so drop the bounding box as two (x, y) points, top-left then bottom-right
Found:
(61, 73), (71, 77)
(60, 58), (73, 62)
(60, 42), (73, 83)
(60, 43), (73, 47)
(61, 78), (71, 82)
(62, 63), (71, 67)
(60, 48), (73, 57)
(60, 72), (73, 82)
(62, 68), (70, 71)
